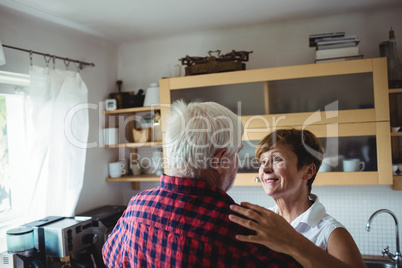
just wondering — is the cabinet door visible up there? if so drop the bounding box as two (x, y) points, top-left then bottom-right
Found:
(389, 88), (402, 189)
(237, 121), (392, 186)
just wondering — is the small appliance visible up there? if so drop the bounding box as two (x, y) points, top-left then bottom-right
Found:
(78, 205), (126, 268)
(1, 216), (98, 267)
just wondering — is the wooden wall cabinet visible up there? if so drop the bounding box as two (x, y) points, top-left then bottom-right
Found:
(159, 58), (393, 187)
(105, 58), (394, 188)
(389, 88), (402, 190)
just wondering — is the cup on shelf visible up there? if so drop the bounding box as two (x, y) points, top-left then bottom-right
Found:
(318, 158), (331, 172)
(393, 165), (399, 175)
(119, 160), (128, 175)
(343, 159), (365, 172)
(169, 64), (182, 77)
(322, 155), (344, 171)
(130, 161), (141, 176)
(392, 127), (401, 133)
(143, 83), (160, 106)
(103, 128), (118, 145)
(109, 162), (126, 178)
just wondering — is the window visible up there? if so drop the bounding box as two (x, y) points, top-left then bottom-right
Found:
(0, 71), (30, 252)
(0, 96), (10, 213)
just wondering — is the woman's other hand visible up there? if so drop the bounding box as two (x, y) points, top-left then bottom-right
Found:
(229, 202), (367, 268)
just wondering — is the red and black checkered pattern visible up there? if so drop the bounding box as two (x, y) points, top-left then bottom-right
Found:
(102, 174), (301, 268)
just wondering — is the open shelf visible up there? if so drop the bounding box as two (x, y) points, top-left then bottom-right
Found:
(106, 174), (160, 182)
(234, 172), (380, 186)
(393, 175), (402, 190)
(389, 88), (402, 94)
(105, 141), (163, 148)
(103, 105), (161, 114)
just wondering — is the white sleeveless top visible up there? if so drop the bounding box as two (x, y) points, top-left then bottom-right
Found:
(270, 194), (344, 251)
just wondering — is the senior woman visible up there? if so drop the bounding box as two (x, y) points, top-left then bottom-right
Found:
(229, 128), (366, 268)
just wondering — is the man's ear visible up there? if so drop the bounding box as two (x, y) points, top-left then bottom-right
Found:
(303, 163), (316, 181)
(212, 148), (227, 173)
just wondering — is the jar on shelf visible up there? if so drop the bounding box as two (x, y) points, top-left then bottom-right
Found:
(130, 160), (141, 176)
(152, 148), (164, 176)
(380, 27), (402, 89)
(152, 111), (162, 142)
(130, 153), (142, 176)
(144, 83), (160, 106)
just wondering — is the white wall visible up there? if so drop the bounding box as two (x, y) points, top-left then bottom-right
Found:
(118, 7), (402, 89)
(0, 7), (124, 215)
(118, 7), (402, 256)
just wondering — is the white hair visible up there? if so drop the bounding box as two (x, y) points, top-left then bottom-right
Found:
(165, 100), (244, 178)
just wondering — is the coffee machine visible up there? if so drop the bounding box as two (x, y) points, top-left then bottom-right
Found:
(0, 216), (97, 268)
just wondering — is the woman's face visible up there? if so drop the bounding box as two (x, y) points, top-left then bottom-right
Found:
(258, 143), (309, 199)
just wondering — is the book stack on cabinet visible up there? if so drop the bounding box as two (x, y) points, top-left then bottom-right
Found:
(309, 32), (363, 63)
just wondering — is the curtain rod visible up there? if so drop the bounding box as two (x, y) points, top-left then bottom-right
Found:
(2, 44), (95, 69)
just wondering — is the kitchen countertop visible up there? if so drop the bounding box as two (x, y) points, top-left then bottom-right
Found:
(362, 255), (390, 260)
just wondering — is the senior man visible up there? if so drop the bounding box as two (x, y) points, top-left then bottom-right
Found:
(102, 100), (301, 268)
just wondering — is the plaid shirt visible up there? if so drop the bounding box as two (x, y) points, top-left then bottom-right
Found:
(102, 174), (301, 268)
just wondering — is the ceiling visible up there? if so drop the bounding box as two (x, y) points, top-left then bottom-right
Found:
(1, 0), (402, 44)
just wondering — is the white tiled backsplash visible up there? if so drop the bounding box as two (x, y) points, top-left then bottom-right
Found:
(126, 183), (402, 256)
(228, 185), (402, 256)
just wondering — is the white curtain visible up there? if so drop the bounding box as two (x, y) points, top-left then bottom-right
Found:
(24, 65), (89, 220)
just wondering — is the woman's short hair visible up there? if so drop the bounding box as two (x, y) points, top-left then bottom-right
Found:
(165, 100), (244, 178)
(255, 128), (323, 194)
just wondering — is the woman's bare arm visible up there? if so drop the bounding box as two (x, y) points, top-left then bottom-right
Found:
(229, 202), (366, 268)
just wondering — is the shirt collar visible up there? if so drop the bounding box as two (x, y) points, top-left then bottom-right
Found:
(271, 194), (326, 228)
(159, 174), (234, 202)
(292, 194), (326, 228)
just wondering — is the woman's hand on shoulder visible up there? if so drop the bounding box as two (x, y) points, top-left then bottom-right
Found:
(228, 202), (302, 254)
(229, 202), (367, 268)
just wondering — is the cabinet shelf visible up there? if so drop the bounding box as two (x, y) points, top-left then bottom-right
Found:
(165, 58), (375, 90)
(389, 88), (402, 94)
(105, 141), (163, 148)
(234, 172), (380, 186)
(103, 106), (161, 115)
(106, 174), (160, 182)
(106, 172), (381, 185)
(241, 109), (377, 133)
(393, 175), (402, 190)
